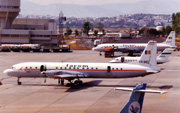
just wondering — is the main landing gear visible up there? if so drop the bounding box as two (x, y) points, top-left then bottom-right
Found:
(99, 52), (102, 56)
(58, 79), (65, 86)
(66, 79), (83, 87)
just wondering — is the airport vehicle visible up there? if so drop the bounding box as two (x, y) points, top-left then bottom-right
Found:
(110, 48), (174, 64)
(0, 44), (40, 52)
(104, 48), (114, 57)
(115, 83), (167, 113)
(4, 41), (160, 86)
(92, 31), (176, 56)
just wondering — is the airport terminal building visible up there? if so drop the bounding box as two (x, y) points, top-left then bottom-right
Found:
(0, 0), (60, 49)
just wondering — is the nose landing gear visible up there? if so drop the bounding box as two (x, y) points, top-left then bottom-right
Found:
(17, 78), (21, 85)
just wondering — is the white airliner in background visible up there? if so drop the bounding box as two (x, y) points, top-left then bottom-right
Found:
(110, 48), (174, 64)
(92, 31), (176, 55)
(4, 41), (160, 86)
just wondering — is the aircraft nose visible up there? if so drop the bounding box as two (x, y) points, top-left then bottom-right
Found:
(109, 60), (116, 63)
(3, 69), (13, 75)
(92, 47), (96, 51)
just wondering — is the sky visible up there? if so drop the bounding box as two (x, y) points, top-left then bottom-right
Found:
(26, 0), (143, 5)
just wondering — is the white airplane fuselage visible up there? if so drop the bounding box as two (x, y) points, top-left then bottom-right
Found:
(93, 43), (173, 52)
(5, 62), (155, 79)
(109, 56), (169, 64)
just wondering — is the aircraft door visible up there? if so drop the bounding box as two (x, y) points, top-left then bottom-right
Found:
(121, 57), (125, 63)
(40, 65), (46, 72)
(107, 66), (111, 72)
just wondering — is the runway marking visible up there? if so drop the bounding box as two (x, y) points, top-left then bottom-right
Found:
(145, 87), (168, 104)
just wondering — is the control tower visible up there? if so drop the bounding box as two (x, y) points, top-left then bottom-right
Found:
(0, 0), (20, 29)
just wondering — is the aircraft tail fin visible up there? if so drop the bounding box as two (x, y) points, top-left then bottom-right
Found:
(139, 40), (157, 68)
(118, 83), (146, 113)
(164, 31), (176, 48)
(116, 83), (167, 113)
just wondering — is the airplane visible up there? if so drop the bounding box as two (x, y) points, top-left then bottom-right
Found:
(3, 41), (160, 86)
(110, 48), (174, 64)
(115, 83), (167, 113)
(92, 31), (176, 56)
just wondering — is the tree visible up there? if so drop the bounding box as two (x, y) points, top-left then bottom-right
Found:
(65, 25), (72, 35)
(165, 26), (173, 35)
(75, 29), (79, 37)
(172, 12), (180, 35)
(94, 30), (98, 36)
(97, 22), (104, 31)
(149, 28), (158, 36)
(139, 27), (149, 35)
(83, 21), (93, 36)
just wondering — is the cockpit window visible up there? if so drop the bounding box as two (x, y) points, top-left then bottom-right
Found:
(12, 67), (16, 69)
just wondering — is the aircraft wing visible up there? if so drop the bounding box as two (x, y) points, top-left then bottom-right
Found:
(41, 70), (87, 79)
(116, 47), (141, 53)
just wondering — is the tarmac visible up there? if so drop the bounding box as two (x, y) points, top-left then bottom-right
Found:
(0, 50), (179, 113)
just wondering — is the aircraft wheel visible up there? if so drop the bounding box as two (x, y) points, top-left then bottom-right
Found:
(79, 80), (83, 85)
(74, 80), (83, 85)
(66, 83), (71, 87)
(18, 82), (22, 85)
(66, 83), (74, 87)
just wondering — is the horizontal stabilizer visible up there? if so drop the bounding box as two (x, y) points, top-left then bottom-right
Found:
(146, 69), (160, 74)
(115, 87), (167, 94)
(134, 89), (167, 94)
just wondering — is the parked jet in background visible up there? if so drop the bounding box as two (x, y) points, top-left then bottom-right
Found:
(92, 31), (176, 56)
(110, 48), (174, 64)
(115, 83), (167, 113)
(4, 41), (159, 86)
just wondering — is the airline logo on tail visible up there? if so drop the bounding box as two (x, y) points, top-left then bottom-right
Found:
(169, 37), (172, 39)
(145, 50), (151, 55)
(129, 101), (140, 113)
